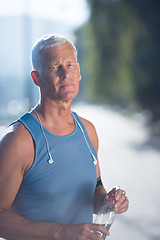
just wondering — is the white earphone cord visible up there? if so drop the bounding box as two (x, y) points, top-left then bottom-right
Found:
(34, 110), (53, 164)
(72, 113), (97, 165)
(33, 110), (97, 165)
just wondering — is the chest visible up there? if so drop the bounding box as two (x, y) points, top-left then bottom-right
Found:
(21, 130), (97, 195)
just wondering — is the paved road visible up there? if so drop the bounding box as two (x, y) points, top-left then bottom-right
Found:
(0, 103), (160, 240)
(73, 103), (160, 240)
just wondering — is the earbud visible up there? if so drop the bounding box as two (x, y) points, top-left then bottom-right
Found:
(93, 159), (97, 165)
(48, 158), (54, 164)
(92, 155), (97, 165)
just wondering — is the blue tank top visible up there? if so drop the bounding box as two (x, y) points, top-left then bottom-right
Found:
(10, 111), (97, 224)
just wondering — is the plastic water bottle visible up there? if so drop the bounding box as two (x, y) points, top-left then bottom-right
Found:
(94, 188), (117, 239)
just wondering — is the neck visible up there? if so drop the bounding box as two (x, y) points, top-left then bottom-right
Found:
(37, 97), (72, 117)
(33, 98), (74, 136)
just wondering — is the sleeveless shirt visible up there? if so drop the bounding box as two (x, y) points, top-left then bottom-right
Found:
(10, 111), (97, 224)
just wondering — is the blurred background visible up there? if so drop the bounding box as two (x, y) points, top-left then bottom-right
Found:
(0, 0), (160, 239)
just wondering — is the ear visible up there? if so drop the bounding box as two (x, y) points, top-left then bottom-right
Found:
(31, 71), (41, 86)
(77, 63), (81, 81)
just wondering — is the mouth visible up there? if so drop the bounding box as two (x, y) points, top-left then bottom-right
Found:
(60, 83), (74, 89)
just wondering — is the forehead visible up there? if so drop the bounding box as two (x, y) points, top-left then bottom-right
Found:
(40, 43), (77, 64)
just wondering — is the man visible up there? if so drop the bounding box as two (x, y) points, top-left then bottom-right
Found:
(0, 34), (129, 239)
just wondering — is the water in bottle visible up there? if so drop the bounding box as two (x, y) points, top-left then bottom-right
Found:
(94, 188), (117, 239)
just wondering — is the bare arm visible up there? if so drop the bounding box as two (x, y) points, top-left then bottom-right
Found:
(81, 117), (129, 215)
(0, 123), (56, 239)
(0, 123), (109, 240)
(80, 117), (107, 212)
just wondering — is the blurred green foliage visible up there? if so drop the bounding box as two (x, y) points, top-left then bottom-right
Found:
(76, 0), (160, 121)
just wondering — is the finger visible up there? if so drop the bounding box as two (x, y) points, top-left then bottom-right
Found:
(114, 189), (128, 211)
(115, 189), (126, 201)
(115, 189), (127, 206)
(87, 230), (104, 240)
(87, 230), (106, 240)
(115, 197), (129, 214)
(95, 224), (110, 237)
(87, 224), (110, 240)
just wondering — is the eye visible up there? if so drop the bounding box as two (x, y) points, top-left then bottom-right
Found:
(68, 63), (74, 68)
(52, 65), (59, 70)
(48, 65), (58, 71)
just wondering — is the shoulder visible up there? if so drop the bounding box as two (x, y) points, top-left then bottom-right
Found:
(79, 117), (97, 134)
(79, 116), (99, 153)
(0, 121), (35, 175)
(0, 121), (33, 147)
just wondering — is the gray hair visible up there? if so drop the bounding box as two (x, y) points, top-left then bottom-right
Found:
(31, 34), (77, 71)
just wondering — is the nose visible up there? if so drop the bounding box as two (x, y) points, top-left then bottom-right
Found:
(59, 66), (69, 78)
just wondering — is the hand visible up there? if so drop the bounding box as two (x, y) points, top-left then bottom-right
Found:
(58, 223), (110, 240)
(105, 187), (129, 214)
(114, 188), (129, 214)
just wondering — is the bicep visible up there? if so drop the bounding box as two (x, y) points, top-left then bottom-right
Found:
(0, 128), (33, 210)
(0, 164), (23, 211)
(87, 125), (101, 179)
(96, 158), (101, 179)
(80, 117), (101, 179)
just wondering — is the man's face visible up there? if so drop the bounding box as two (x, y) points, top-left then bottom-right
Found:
(38, 43), (81, 102)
